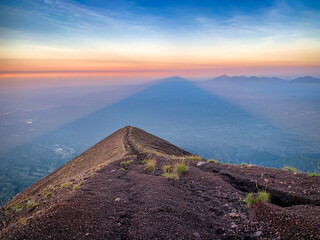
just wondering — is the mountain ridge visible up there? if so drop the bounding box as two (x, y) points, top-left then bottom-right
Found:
(207, 75), (320, 83)
(1, 126), (319, 239)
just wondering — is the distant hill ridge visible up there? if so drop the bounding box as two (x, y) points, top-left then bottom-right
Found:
(208, 75), (320, 83)
(1, 126), (320, 239)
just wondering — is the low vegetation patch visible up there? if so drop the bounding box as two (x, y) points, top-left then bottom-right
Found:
(72, 185), (80, 190)
(43, 191), (53, 198)
(174, 161), (188, 174)
(308, 172), (320, 177)
(163, 165), (172, 173)
(241, 163), (248, 167)
(26, 200), (38, 209)
(283, 166), (297, 172)
(185, 155), (202, 161)
(244, 191), (270, 206)
(120, 160), (134, 166)
(12, 204), (24, 212)
(61, 182), (72, 189)
(162, 172), (179, 180)
(144, 159), (156, 172)
(208, 159), (218, 163)
(17, 217), (27, 225)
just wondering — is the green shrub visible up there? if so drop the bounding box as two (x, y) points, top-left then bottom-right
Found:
(241, 163), (248, 167)
(119, 168), (125, 171)
(61, 182), (72, 189)
(174, 161), (188, 174)
(208, 159), (218, 163)
(72, 185), (80, 190)
(244, 191), (270, 206)
(257, 191), (270, 203)
(283, 166), (297, 172)
(144, 159), (156, 172)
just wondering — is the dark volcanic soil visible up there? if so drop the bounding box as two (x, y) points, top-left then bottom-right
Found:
(1, 126), (320, 239)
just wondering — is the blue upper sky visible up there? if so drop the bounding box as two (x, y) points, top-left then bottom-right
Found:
(0, 0), (319, 79)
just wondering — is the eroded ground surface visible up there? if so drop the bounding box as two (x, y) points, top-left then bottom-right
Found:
(1, 126), (319, 239)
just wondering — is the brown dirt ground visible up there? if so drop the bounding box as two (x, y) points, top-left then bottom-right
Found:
(1, 126), (319, 239)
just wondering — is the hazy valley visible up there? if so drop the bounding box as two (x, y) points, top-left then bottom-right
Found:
(0, 76), (319, 204)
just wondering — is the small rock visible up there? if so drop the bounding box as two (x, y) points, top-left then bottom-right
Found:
(196, 161), (206, 166)
(255, 231), (263, 237)
(115, 197), (121, 202)
(231, 223), (238, 229)
(229, 213), (237, 218)
(193, 232), (201, 239)
(248, 164), (253, 167)
(85, 233), (90, 237)
(117, 222), (121, 227)
(111, 170), (115, 172)
(7, 223), (16, 230)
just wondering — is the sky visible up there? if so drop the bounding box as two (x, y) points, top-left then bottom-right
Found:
(0, 0), (320, 81)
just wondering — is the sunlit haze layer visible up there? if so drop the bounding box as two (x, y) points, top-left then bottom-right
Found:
(1, 0), (320, 81)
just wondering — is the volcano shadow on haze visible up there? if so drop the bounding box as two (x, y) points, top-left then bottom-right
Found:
(1, 77), (319, 203)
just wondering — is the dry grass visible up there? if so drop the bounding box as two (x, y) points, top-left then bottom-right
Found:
(185, 155), (203, 161)
(174, 161), (188, 174)
(144, 159), (156, 172)
(208, 159), (218, 163)
(26, 200), (38, 209)
(72, 185), (80, 190)
(61, 182), (72, 189)
(283, 166), (297, 172)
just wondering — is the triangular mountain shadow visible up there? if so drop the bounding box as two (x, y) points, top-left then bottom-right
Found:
(1, 77), (319, 201)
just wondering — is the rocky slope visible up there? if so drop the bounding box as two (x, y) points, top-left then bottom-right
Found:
(1, 126), (319, 239)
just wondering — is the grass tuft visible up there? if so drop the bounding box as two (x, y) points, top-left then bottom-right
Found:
(244, 191), (270, 206)
(162, 172), (179, 180)
(241, 163), (248, 167)
(174, 161), (188, 174)
(163, 165), (172, 173)
(283, 166), (297, 172)
(61, 182), (72, 189)
(26, 200), (38, 209)
(12, 204), (24, 212)
(17, 218), (27, 225)
(120, 160), (134, 166)
(144, 159), (156, 172)
(43, 191), (53, 198)
(185, 155), (203, 161)
(208, 159), (218, 163)
(72, 185), (80, 190)
(308, 173), (320, 177)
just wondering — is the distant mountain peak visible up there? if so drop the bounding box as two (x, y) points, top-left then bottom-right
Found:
(156, 75), (188, 83)
(208, 75), (285, 83)
(292, 76), (320, 84)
